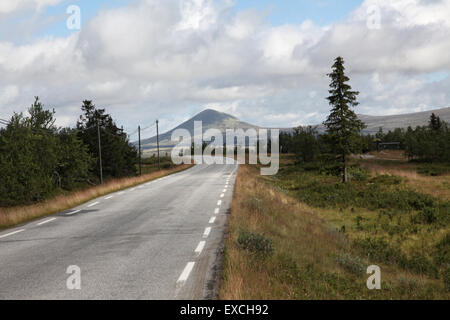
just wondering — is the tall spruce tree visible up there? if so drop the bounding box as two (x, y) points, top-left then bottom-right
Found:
(76, 100), (138, 180)
(324, 57), (365, 183)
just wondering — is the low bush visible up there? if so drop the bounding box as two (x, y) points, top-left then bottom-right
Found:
(419, 208), (437, 224)
(336, 252), (366, 275)
(417, 164), (450, 176)
(237, 230), (274, 258)
(355, 237), (438, 277)
(433, 233), (450, 266)
(348, 166), (370, 181)
(443, 267), (450, 291)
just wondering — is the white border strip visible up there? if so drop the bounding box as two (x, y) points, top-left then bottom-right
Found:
(177, 262), (195, 285)
(37, 218), (56, 226)
(0, 229), (25, 239)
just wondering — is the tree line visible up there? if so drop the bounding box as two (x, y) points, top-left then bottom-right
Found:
(0, 97), (138, 207)
(280, 113), (450, 165)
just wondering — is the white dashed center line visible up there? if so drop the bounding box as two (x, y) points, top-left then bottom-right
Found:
(217, 200), (222, 206)
(87, 201), (100, 208)
(209, 217), (216, 224)
(118, 191), (125, 195)
(105, 196), (113, 200)
(177, 262), (195, 285)
(195, 241), (206, 256)
(203, 227), (212, 238)
(0, 229), (25, 239)
(214, 208), (219, 214)
(220, 193), (225, 198)
(37, 218), (56, 226)
(222, 189), (227, 192)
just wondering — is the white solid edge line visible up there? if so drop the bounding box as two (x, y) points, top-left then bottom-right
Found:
(87, 201), (100, 208)
(195, 241), (206, 255)
(66, 209), (81, 216)
(0, 229), (25, 239)
(177, 262), (195, 284)
(203, 227), (212, 238)
(209, 217), (216, 224)
(214, 208), (219, 214)
(217, 200), (222, 206)
(37, 218), (56, 226)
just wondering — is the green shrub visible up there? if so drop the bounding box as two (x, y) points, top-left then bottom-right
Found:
(405, 252), (438, 277)
(348, 166), (370, 181)
(433, 233), (450, 266)
(355, 215), (364, 230)
(355, 237), (406, 266)
(243, 197), (263, 213)
(397, 276), (424, 291)
(336, 253), (365, 275)
(369, 174), (402, 185)
(417, 164), (450, 176)
(355, 237), (438, 277)
(237, 230), (274, 258)
(161, 162), (172, 169)
(443, 267), (450, 291)
(319, 164), (342, 176)
(419, 208), (437, 224)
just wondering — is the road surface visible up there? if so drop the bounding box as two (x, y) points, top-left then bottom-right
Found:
(0, 160), (238, 300)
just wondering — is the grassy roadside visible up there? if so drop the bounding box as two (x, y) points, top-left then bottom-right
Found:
(0, 163), (192, 230)
(220, 163), (450, 299)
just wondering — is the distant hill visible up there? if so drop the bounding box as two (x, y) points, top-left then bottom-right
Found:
(136, 107), (450, 152)
(312, 107), (450, 134)
(358, 107), (450, 133)
(139, 109), (260, 150)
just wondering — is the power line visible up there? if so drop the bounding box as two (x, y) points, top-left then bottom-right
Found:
(128, 122), (156, 138)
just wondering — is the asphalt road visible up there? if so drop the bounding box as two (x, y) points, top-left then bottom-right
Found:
(0, 160), (238, 300)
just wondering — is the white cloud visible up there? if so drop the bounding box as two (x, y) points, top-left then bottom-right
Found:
(0, 0), (62, 14)
(0, 0), (449, 131)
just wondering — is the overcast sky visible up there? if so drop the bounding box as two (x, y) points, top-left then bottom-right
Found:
(0, 0), (449, 139)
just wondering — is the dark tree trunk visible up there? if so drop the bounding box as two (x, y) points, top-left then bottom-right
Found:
(342, 154), (348, 183)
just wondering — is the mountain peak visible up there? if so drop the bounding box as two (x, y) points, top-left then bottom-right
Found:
(139, 108), (257, 149)
(191, 108), (237, 122)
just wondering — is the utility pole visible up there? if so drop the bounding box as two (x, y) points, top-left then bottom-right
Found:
(97, 122), (103, 184)
(156, 120), (161, 170)
(138, 125), (142, 176)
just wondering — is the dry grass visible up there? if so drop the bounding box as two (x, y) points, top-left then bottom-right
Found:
(0, 164), (192, 230)
(221, 165), (343, 299)
(360, 160), (450, 201)
(220, 164), (449, 300)
(367, 150), (407, 160)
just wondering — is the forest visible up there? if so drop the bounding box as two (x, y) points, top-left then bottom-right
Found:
(0, 97), (138, 207)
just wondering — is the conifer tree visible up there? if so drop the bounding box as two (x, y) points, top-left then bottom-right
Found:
(324, 57), (365, 183)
